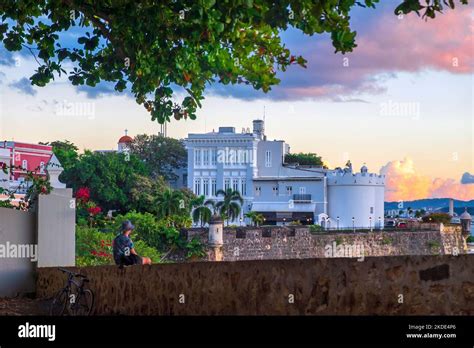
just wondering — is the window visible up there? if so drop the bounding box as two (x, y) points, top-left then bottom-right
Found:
(232, 179), (239, 192)
(272, 186), (279, 196)
(286, 186), (293, 196)
(22, 159), (27, 170)
(255, 186), (261, 196)
(203, 149), (209, 166)
(370, 207), (374, 214)
(183, 174), (187, 186)
(299, 186), (306, 194)
(265, 150), (272, 167)
(211, 179), (217, 196)
(224, 178), (230, 190)
(39, 161), (45, 174)
(194, 149), (201, 166)
(241, 180), (247, 196)
(243, 150), (248, 164)
(203, 179), (209, 196)
(194, 179), (201, 195)
(211, 149), (217, 165)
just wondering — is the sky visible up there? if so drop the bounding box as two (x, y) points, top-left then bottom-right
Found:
(0, 2), (473, 201)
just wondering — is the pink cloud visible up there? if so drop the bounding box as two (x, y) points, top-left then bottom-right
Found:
(380, 158), (474, 201)
(267, 3), (474, 100)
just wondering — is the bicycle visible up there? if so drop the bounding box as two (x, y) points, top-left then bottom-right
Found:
(49, 268), (94, 316)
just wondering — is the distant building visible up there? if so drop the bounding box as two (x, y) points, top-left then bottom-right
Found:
(0, 141), (55, 193)
(95, 130), (133, 154)
(184, 119), (385, 228)
(118, 130), (133, 153)
(0, 141), (53, 179)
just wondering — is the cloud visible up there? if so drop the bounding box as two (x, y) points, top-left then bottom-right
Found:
(209, 2), (473, 101)
(380, 158), (474, 201)
(76, 82), (116, 98)
(0, 47), (16, 66)
(76, 81), (133, 99)
(461, 172), (474, 184)
(9, 77), (37, 96)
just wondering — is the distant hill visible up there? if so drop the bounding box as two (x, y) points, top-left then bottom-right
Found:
(385, 198), (474, 211)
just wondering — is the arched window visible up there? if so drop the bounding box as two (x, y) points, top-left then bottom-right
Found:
(22, 159), (28, 170)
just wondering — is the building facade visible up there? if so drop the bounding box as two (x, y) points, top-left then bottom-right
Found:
(0, 141), (53, 180)
(185, 120), (385, 228)
(0, 141), (55, 194)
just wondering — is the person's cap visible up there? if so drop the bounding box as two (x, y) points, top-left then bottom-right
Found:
(121, 220), (135, 232)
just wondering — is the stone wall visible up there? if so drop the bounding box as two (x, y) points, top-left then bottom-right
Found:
(185, 225), (465, 262)
(36, 254), (474, 315)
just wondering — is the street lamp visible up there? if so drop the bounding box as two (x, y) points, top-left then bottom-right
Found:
(336, 216), (340, 230)
(352, 217), (355, 232)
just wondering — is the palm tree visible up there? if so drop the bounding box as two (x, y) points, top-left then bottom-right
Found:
(155, 188), (184, 219)
(215, 188), (243, 225)
(191, 195), (213, 226)
(245, 211), (264, 227)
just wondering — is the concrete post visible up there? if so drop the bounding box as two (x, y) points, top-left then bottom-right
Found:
(36, 188), (76, 267)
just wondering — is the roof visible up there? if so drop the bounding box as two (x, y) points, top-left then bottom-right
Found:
(118, 135), (133, 143)
(460, 208), (472, 220)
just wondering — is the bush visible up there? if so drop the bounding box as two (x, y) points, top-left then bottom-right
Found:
(309, 224), (323, 233)
(76, 226), (114, 266)
(422, 213), (451, 224)
(467, 236), (473, 243)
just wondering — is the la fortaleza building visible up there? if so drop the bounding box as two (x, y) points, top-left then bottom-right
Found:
(184, 119), (385, 229)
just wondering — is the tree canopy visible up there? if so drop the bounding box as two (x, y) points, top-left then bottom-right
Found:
(1, 0), (467, 123)
(46, 140), (79, 170)
(129, 134), (187, 182)
(285, 152), (324, 166)
(61, 150), (149, 212)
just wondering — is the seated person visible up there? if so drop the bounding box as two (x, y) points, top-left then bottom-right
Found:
(113, 220), (151, 266)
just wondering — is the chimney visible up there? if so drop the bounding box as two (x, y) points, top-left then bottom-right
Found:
(253, 119), (265, 140)
(449, 198), (454, 217)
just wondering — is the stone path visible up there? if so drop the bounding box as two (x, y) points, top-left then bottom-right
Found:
(0, 297), (49, 316)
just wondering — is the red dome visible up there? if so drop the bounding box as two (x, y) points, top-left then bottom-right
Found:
(118, 135), (133, 143)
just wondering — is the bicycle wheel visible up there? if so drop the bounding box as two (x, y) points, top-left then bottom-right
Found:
(49, 289), (68, 316)
(75, 289), (94, 316)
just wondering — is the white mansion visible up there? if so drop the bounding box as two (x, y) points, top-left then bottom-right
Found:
(184, 120), (385, 229)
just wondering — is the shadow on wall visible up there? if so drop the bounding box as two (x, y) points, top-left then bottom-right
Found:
(36, 254), (474, 315)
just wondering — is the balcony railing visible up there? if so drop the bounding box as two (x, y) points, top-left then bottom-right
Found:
(292, 194), (312, 202)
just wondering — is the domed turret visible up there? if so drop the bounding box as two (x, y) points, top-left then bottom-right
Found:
(460, 208), (472, 236)
(118, 129), (133, 153)
(360, 163), (368, 175)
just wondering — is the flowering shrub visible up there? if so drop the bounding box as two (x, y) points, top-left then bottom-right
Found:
(75, 187), (90, 203)
(75, 186), (103, 227)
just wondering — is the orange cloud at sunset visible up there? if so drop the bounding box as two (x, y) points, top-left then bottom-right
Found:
(380, 158), (474, 202)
